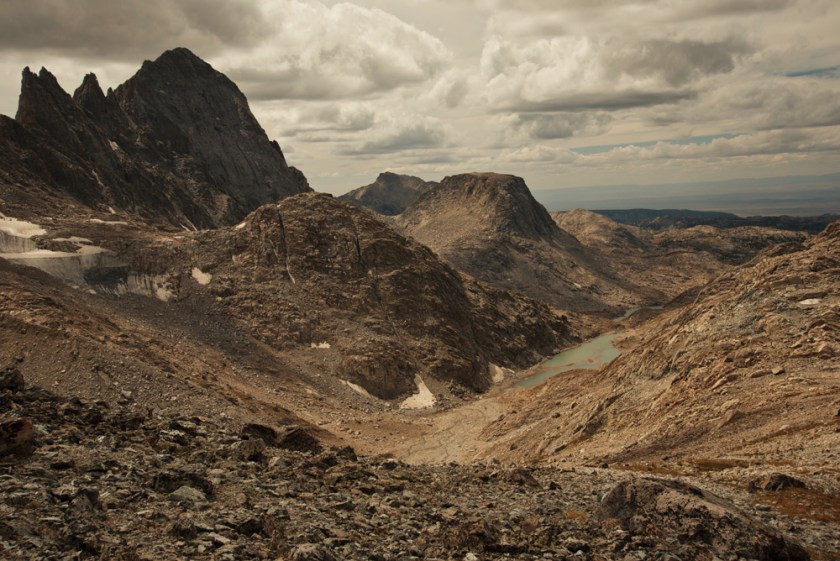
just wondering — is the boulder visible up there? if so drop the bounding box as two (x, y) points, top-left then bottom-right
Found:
(600, 477), (809, 561)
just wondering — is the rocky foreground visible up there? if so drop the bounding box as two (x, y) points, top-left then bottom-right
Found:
(1, 371), (822, 561)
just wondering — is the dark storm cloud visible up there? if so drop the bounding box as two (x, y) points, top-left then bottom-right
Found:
(0, 0), (268, 58)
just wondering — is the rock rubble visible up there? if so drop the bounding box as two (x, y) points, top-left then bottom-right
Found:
(1, 374), (817, 561)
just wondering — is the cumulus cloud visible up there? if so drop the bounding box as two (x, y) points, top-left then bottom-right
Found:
(480, 35), (742, 112)
(645, 76), (840, 131)
(218, 1), (452, 101)
(261, 102), (377, 139)
(501, 144), (579, 163)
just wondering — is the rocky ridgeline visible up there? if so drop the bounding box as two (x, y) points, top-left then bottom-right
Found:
(0, 48), (309, 228)
(339, 173), (438, 216)
(0, 370), (811, 561)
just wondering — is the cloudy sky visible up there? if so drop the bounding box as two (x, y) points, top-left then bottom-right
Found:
(1, 0), (839, 195)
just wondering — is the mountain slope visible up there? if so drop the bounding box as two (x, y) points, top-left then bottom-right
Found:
(1, 48), (309, 229)
(479, 221), (840, 469)
(339, 172), (437, 215)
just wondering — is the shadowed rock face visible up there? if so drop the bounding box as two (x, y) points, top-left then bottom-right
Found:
(2, 48), (310, 229)
(339, 172), (438, 216)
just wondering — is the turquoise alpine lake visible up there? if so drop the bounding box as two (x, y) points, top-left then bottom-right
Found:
(517, 333), (622, 388)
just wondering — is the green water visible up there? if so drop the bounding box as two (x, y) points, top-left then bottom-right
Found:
(517, 333), (622, 388)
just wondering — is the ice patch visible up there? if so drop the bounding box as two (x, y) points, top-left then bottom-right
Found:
(310, 342), (331, 349)
(400, 376), (436, 410)
(116, 274), (174, 302)
(191, 267), (212, 285)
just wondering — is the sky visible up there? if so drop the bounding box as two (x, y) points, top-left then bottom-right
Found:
(1, 0), (839, 196)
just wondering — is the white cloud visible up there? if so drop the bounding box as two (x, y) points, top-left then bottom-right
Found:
(501, 144), (578, 163)
(583, 128), (840, 164)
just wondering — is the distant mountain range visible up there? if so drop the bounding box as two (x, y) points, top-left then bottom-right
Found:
(533, 172), (840, 216)
(594, 209), (838, 234)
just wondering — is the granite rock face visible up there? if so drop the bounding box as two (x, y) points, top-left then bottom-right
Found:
(1, 48), (309, 229)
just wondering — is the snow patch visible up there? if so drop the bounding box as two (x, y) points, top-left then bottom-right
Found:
(798, 298), (821, 307)
(0, 215), (46, 238)
(234, 221), (247, 230)
(191, 267), (212, 285)
(341, 380), (377, 400)
(109, 140), (120, 152)
(89, 218), (129, 226)
(400, 376), (436, 410)
(489, 363), (512, 383)
(310, 342), (331, 349)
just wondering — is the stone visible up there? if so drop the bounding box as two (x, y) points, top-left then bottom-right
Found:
(748, 474), (807, 493)
(290, 543), (341, 561)
(339, 172), (438, 216)
(600, 478), (809, 561)
(0, 417), (34, 457)
(230, 438), (266, 462)
(169, 486), (207, 504)
(0, 366), (25, 391)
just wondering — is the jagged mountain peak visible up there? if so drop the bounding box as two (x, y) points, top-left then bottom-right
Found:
(1, 48), (310, 229)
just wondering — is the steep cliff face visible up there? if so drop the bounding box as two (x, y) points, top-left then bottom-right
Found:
(339, 172), (438, 215)
(1, 48), (309, 229)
